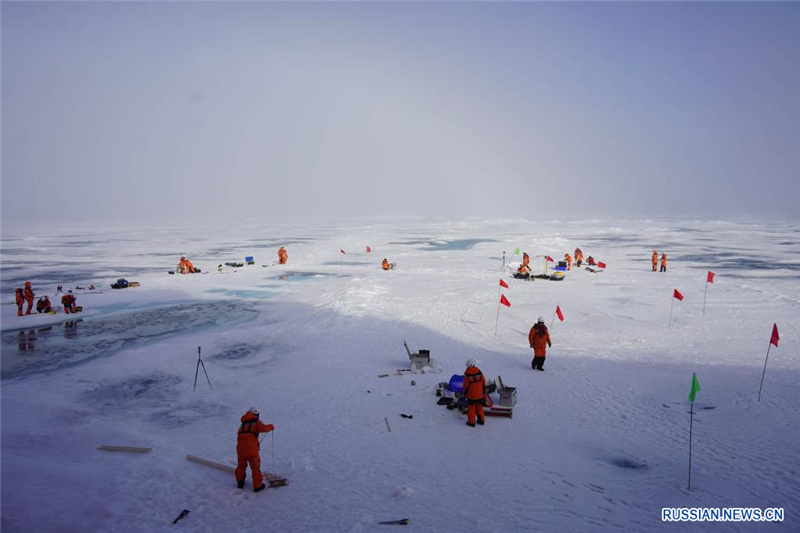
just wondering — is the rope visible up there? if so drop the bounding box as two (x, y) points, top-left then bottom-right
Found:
(271, 431), (276, 474)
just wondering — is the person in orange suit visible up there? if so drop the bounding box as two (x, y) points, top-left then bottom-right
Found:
(517, 253), (531, 278)
(660, 252), (668, 273)
(61, 291), (77, 314)
(528, 316), (552, 371)
(463, 359), (486, 427)
(278, 247), (288, 265)
(652, 251), (658, 272)
(36, 296), (52, 313)
(184, 258), (196, 273)
(178, 256), (187, 274)
(574, 248), (583, 268)
(564, 253), (572, 271)
(382, 258), (391, 271)
(24, 281), (35, 315)
(15, 288), (24, 317)
(235, 407), (275, 492)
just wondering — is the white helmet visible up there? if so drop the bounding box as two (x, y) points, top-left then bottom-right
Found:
(466, 359), (476, 368)
(537, 317), (545, 324)
(248, 406), (259, 416)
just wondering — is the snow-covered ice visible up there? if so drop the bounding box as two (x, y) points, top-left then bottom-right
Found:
(1, 218), (798, 532)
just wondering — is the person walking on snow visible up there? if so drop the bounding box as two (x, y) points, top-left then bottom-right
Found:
(564, 253), (572, 271)
(235, 407), (275, 492)
(15, 288), (25, 317)
(278, 247), (288, 265)
(660, 252), (668, 273)
(24, 281), (35, 315)
(652, 251), (658, 272)
(529, 317), (552, 371)
(463, 359), (486, 427)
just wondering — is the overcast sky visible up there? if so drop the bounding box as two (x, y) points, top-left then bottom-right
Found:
(2, 1), (799, 226)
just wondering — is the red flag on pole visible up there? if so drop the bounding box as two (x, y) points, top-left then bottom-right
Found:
(770, 324), (779, 347)
(673, 289), (684, 301)
(707, 271), (715, 283)
(340, 249), (346, 255)
(556, 305), (564, 322)
(597, 261), (607, 269)
(499, 279), (509, 289)
(545, 256), (554, 262)
(366, 246), (371, 253)
(500, 294), (511, 307)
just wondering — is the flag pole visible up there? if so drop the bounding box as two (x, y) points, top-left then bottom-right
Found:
(501, 251), (506, 272)
(687, 400), (694, 490)
(550, 305), (557, 329)
(669, 297), (675, 329)
(757, 342), (773, 402)
(702, 280), (708, 317)
(494, 301), (501, 337)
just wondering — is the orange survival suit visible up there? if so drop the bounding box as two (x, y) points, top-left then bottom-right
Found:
(463, 363), (486, 426)
(278, 247), (287, 265)
(652, 251), (658, 272)
(382, 259), (390, 271)
(15, 288), (24, 316)
(61, 292), (77, 314)
(528, 322), (552, 370)
(36, 296), (52, 313)
(660, 253), (668, 272)
(518, 253), (531, 275)
(24, 282), (35, 315)
(564, 253), (572, 271)
(575, 248), (583, 267)
(235, 410), (275, 491)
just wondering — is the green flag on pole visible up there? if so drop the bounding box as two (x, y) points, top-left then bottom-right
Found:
(513, 247), (520, 256)
(688, 373), (700, 402)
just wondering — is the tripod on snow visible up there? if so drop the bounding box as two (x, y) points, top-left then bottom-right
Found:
(193, 346), (212, 391)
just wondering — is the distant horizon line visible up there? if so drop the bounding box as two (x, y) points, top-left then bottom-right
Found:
(2, 213), (798, 235)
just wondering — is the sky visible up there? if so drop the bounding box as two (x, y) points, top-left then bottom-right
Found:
(2, 1), (799, 226)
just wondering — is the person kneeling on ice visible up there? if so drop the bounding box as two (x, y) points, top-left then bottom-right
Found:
(61, 291), (77, 314)
(528, 317), (552, 371)
(382, 258), (392, 271)
(36, 296), (52, 313)
(463, 359), (486, 427)
(236, 407), (275, 492)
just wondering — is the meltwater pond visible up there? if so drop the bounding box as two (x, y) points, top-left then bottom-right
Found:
(0, 300), (258, 379)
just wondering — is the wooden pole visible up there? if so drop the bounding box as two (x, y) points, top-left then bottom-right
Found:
(687, 402), (694, 490)
(98, 445), (152, 453)
(187, 454), (236, 474)
(494, 301), (501, 337)
(757, 343), (773, 402)
(550, 306), (557, 329)
(702, 281), (708, 317)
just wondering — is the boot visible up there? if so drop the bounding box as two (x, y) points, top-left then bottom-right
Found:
(254, 484), (266, 493)
(477, 418), (485, 425)
(237, 480), (244, 489)
(466, 422), (475, 427)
